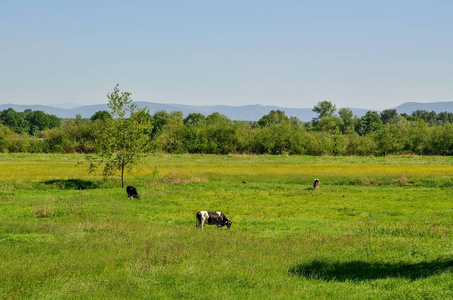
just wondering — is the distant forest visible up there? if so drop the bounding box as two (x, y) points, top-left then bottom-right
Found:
(1, 101), (453, 156)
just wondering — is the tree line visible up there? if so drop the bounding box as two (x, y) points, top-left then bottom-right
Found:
(1, 99), (453, 156)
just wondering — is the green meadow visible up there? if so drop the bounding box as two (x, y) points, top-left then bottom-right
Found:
(1, 154), (453, 299)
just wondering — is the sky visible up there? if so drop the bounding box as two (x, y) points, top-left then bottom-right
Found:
(1, 0), (452, 110)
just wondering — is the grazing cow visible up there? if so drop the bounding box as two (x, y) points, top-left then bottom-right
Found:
(196, 211), (232, 230)
(126, 185), (140, 199)
(313, 178), (320, 190)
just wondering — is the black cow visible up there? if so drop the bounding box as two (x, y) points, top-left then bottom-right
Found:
(196, 211), (232, 230)
(126, 185), (140, 199)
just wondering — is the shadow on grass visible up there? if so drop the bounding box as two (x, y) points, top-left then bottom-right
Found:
(43, 179), (99, 190)
(289, 259), (453, 281)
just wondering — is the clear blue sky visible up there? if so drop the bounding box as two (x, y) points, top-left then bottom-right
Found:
(1, 0), (452, 110)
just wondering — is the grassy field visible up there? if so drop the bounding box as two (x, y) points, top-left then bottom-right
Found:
(1, 154), (453, 299)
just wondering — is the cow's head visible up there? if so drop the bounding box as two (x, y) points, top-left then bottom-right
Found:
(225, 220), (233, 229)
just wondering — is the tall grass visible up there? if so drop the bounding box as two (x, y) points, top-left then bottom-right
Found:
(1, 154), (452, 299)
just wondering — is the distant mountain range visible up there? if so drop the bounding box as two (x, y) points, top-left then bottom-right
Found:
(393, 102), (453, 115)
(0, 101), (452, 122)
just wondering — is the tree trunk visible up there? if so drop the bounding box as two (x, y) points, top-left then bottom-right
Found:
(121, 163), (125, 188)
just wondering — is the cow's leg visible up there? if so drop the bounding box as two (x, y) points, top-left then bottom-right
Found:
(197, 220), (204, 230)
(196, 213), (202, 229)
(199, 216), (205, 231)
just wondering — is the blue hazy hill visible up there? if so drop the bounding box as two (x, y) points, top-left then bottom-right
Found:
(0, 101), (451, 121)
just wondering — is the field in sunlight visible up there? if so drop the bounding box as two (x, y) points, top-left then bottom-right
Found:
(1, 154), (453, 299)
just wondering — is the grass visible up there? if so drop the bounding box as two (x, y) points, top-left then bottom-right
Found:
(0, 154), (453, 299)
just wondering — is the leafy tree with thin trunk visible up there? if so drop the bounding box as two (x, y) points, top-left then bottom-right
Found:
(87, 84), (153, 187)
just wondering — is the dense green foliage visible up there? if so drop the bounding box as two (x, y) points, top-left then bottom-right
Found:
(0, 108), (61, 135)
(1, 154), (453, 299)
(2, 101), (453, 155)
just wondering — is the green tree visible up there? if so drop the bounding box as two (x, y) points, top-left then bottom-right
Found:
(338, 108), (356, 134)
(206, 112), (232, 126)
(380, 109), (398, 124)
(0, 108), (30, 133)
(312, 101), (336, 125)
(182, 113), (208, 153)
(155, 119), (186, 153)
(0, 124), (13, 151)
(376, 122), (406, 155)
(152, 110), (183, 136)
(411, 110), (437, 126)
(355, 111), (382, 136)
(317, 116), (343, 134)
(205, 113), (236, 154)
(91, 110), (112, 122)
(25, 110), (61, 135)
(184, 113), (206, 126)
(344, 133), (376, 155)
(289, 116), (303, 128)
(428, 124), (453, 155)
(258, 110), (289, 127)
(232, 121), (253, 154)
(87, 84), (153, 187)
(437, 111), (453, 125)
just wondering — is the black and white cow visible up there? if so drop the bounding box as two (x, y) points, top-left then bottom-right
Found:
(196, 211), (233, 230)
(313, 178), (320, 190)
(126, 185), (140, 199)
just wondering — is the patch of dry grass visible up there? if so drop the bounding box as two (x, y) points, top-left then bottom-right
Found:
(159, 172), (208, 184)
(33, 206), (53, 218)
